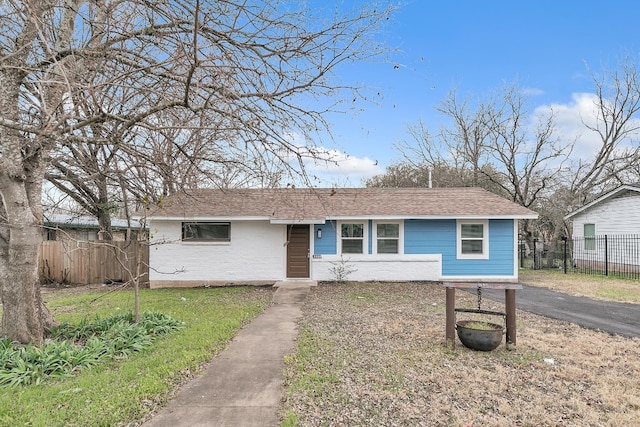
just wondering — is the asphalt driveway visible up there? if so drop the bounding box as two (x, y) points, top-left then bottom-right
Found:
(480, 284), (640, 338)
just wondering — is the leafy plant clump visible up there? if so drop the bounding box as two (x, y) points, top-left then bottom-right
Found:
(328, 256), (357, 283)
(0, 311), (183, 388)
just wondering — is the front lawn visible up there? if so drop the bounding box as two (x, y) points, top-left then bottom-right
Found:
(0, 285), (273, 426)
(282, 282), (640, 426)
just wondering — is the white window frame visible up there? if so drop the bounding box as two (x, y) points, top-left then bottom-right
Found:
(337, 221), (368, 255)
(456, 220), (489, 260)
(372, 221), (403, 255)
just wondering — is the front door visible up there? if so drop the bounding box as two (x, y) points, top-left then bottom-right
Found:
(286, 224), (310, 278)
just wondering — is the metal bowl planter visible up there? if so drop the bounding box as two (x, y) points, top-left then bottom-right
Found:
(456, 320), (504, 351)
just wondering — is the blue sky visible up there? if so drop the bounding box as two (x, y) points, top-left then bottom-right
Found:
(305, 0), (640, 186)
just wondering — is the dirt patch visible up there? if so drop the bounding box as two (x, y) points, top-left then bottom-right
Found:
(282, 282), (640, 426)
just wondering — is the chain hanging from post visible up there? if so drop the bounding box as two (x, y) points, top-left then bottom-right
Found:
(477, 286), (482, 310)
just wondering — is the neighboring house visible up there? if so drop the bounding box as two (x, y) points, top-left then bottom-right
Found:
(43, 213), (141, 242)
(564, 184), (640, 269)
(145, 187), (537, 288)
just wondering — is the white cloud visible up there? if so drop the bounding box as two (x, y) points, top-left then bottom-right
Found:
(533, 93), (603, 160)
(276, 133), (382, 187)
(302, 148), (383, 186)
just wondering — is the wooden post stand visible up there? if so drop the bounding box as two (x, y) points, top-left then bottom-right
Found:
(443, 282), (523, 349)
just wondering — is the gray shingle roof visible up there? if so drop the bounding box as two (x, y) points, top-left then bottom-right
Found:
(146, 187), (538, 221)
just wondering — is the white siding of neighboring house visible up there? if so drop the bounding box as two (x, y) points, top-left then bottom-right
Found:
(570, 191), (640, 266)
(149, 219), (286, 287)
(571, 191), (640, 237)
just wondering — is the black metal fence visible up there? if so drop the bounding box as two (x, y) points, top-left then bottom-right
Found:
(519, 235), (640, 280)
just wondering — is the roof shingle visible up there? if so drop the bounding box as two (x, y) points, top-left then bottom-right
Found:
(146, 187), (538, 221)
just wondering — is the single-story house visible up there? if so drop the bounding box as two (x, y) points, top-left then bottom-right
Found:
(565, 184), (640, 236)
(564, 184), (640, 268)
(145, 187), (537, 288)
(43, 213), (142, 242)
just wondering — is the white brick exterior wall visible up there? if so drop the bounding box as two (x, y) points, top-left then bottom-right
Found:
(149, 220), (286, 286)
(310, 254), (442, 282)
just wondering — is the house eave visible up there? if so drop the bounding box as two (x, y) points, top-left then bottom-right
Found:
(146, 215), (271, 221)
(148, 214), (538, 222)
(564, 185), (640, 220)
(326, 214), (538, 220)
(269, 219), (326, 224)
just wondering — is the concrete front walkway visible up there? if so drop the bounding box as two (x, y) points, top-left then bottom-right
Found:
(142, 281), (313, 427)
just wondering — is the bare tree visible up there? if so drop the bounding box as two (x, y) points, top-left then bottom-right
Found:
(0, 0), (393, 344)
(481, 86), (574, 239)
(395, 94), (508, 194)
(570, 55), (640, 203)
(365, 161), (504, 191)
(392, 85), (572, 239)
(481, 86), (570, 209)
(396, 85), (572, 201)
(538, 56), (640, 239)
(435, 92), (496, 187)
(45, 108), (281, 240)
(47, 134), (121, 240)
(365, 162), (429, 188)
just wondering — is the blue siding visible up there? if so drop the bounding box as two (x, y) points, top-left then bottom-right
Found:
(314, 221), (336, 255)
(315, 219), (515, 276)
(405, 219), (456, 255)
(447, 220), (514, 276)
(404, 219), (514, 276)
(487, 219), (516, 275)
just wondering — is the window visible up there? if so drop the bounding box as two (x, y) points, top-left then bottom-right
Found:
(376, 223), (399, 254)
(182, 222), (230, 242)
(341, 223), (364, 254)
(79, 230), (98, 241)
(457, 220), (488, 259)
(45, 228), (57, 241)
(584, 223), (595, 251)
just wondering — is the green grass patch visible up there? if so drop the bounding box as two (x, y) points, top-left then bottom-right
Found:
(0, 286), (272, 426)
(596, 286), (640, 302)
(459, 321), (499, 331)
(520, 269), (640, 303)
(280, 409), (299, 427)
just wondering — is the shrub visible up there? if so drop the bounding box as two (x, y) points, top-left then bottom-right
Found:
(0, 311), (182, 388)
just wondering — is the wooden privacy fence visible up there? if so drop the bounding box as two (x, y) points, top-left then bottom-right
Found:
(40, 241), (149, 285)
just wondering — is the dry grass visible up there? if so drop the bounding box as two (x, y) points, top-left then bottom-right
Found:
(282, 282), (640, 427)
(519, 270), (640, 303)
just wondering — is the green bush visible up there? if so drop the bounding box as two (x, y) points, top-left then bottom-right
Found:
(0, 311), (183, 388)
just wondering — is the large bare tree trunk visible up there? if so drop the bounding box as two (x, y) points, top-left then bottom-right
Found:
(0, 192), (52, 344)
(0, 143), (58, 344)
